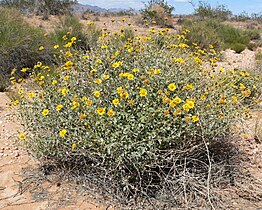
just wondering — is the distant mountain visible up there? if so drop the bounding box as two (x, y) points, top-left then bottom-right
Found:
(73, 3), (137, 14)
(73, 3), (108, 14)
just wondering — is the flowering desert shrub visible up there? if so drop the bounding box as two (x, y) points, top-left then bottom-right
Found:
(15, 26), (261, 208)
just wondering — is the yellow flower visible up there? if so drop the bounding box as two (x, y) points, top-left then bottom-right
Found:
(86, 100), (93, 106)
(120, 91), (129, 100)
(168, 83), (176, 91)
(71, 37), (77, 42)
(56, 104), (63, 111)
(186, 100), (195, 109)
(169, 100), (176, 107)
(96, 59), (102, 64)
(19, 133), (25, 140)
(183, 84), (194, 90)
(172, 57), (185, 64)
(61, 88), (69, 95)
(173, 97), (182, 104)
(18, 89), (23, 95)
(59, 129), (67, 137)
(42, 109), (49, 116)
(81, 96), (87, 101)
(200, 95), (206, 100)
(71, 143), (76, 151)
(192, 115), (199, 122)
(65, 51), (72, 57)
(21, 67), (28, 73)
(13, 100), (19, 106)
(154, 69), (161, 75)
(52, 80), (58, 85)
(185, 116), (191, 123)
(128, 100), (135, 105)
(96, 107), (106, 115)
(219, 67), (225, 73)
(64, 42), (73, 48)
(232, 96), (238, 104)
(54, 44), (59, 49)
(107, 109), (115, 117)
(94, 79), (102, 84)
(139, 88), (147, 97)
(127, 74), (134, 80)
(173, 108), (182, 116)
(87, 21), (94, 25)
(242, 90), (251, 97)
(162, 96), (169, 103)
(64, 75), (70, 81)
(102, 75), (110, 80)
(39, 46), (44, 51)
(64, 61), (73, 69)
(116, 86), (123, 94)
(79, 113), (86, 119)
(112, 62), (120, 68)
(28, 92), (35, 98)
(112, 98), (120, 106)
(163, 110), (169, 116)
(94, 91), (101, 98)
(71, 101), (80, 110)
(182, 104), (189, 112)
(132, 68), (139, 73)
(38, 75), (45, 81)
(239, 83), (246, 91)
(90, 69), (97, 74)
(82, 55), (89, 59)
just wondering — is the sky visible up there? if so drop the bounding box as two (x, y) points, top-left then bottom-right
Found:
(78, 0), (262, 15)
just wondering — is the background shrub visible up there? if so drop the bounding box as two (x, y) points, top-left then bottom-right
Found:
(244, 29), (261, 40)
(0, 7), (53, 91)
(50, 15), (94, 51)
(182, 19), (250, 52)
(141, 0), (174, 26)
(193, 1), (232, 21)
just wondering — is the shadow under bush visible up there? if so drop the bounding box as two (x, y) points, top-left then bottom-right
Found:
(20, 140), (262, 209)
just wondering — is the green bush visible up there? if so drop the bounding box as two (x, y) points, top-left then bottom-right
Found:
(181, 19), (223, 50)
(141, 0), (174, 26)
(15, 26), (261, 207)
(244, 29), (261, 40)
(227, 43), (246, 53)
(194, 1), (232, 21)
(0, 7), (53, 91)
(182, 19), (250, 53)
(50, 15), (94, 51)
